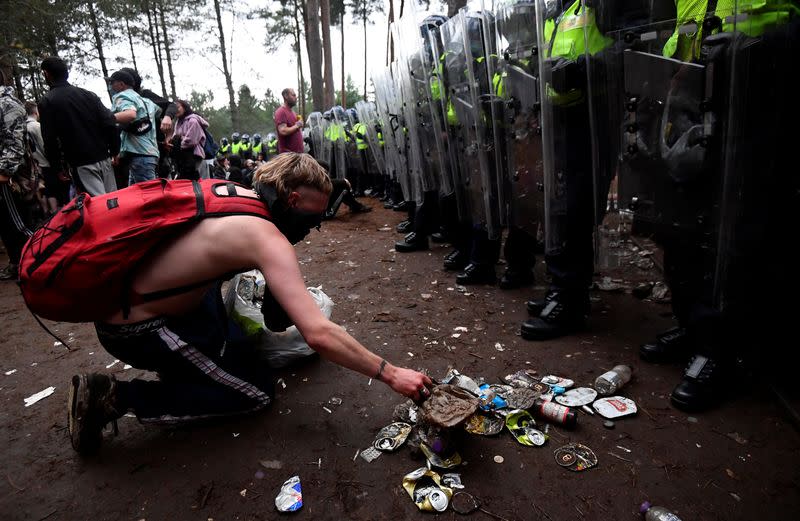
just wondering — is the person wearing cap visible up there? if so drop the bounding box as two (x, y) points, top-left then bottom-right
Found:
(116, 67), (178, 178)
(107, 69), (161, 186)
(38, 56), (120, 196)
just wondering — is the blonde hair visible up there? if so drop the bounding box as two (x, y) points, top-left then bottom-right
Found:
(251, 152), (332, 199)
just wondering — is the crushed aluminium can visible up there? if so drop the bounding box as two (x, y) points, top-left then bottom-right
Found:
(504, 387), (539, 409)
(553, 443), (598, 472)
(478, 384), (508, 411)
(503, 369), (540, 389)
(275, 475), (303, 512)
(441, 368), (482, 396)
(402, 467), (454, 512)
(541, 375), (575, 389)
(592, 396), (638, 419)
(464, 413), (505, 436)
(505, 410), (547, 447)
(374, 422), (412, 451)
(555, 387), (598, 407)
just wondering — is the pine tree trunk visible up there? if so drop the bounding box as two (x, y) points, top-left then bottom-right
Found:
(340, 11), (345, 108)
(320, 0), (334, 107)
(386, 0), (394, 65)
(304, 0), (324, 111)
(212, 0), (239, 129)
(86, 2), (110, 99)
(125, 18), (138, 70)
(157, 0), (177, 100)
(363, 14), (367, 99)
(144, 1), (167, 97)
(293, 0), (306, 118)
(447, 0), (467, 17)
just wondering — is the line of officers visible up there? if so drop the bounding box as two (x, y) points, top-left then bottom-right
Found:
(217, 132), (279, 161)
(304, 106), (384, 198)
(350, 0), (800, 412)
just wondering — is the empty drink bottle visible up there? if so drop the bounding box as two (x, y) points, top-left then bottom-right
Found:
(594, 365), (632, 395)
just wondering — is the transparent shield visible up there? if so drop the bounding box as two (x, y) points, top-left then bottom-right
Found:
(494, 0), (545, 238)
(307, 112), (324, 161)
(535, 0), (617, 265)
(393, 20), (429, 205)
(319, 115), (333, 167)
(711, 4), (798, 312)
(440, 10), (502, 238)
(372, 70), (402, 182)
(355, 100), (386, 176)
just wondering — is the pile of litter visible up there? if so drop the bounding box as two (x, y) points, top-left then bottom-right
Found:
(359, 366), (639, 513)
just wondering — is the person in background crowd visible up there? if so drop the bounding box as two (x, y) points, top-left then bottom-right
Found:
(172, 100), (209, 180)
(0, 70), (34, 281)
(38, 57), (119, 196)
(274, 88), (304, 154)
(25, 101), (68, 216)
(106, 69), (160, 186)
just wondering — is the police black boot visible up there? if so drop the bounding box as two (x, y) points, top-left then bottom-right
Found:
(396, 220), (412, 233)
(395, 232), (430, 253)
(670, 354), (732, 411)
(520, 293), (588, 341)
(455, 263), (496, 285)
(499, 267), (535, 290)
(430, 231), (448, 244)
(393, 201), (412, 212)
(526, 290), (557, 315)
(443, 249), (468, 271)
(640, 327), (692, 364)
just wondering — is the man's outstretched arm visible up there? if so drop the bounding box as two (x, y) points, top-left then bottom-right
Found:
(252, 224), (433, 400)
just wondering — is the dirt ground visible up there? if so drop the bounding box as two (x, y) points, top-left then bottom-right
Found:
(1, 200), (798, 521)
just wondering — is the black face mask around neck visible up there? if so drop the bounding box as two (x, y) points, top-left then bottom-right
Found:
(255, 184), (322, 245)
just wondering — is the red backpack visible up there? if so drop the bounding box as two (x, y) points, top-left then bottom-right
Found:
(19, 179), (271, 322)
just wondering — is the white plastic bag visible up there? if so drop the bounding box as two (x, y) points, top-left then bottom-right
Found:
(224, 270), (334, 368)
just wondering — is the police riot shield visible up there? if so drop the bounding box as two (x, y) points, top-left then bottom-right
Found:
(713, 6), (799, 323)
(492, 0), (545, 238)
(371, 70), (400, 182)
(340, 107), (361, 175)
(374, 66), (412, 201)
(535, 0), (620, 268)
(402, 5), (450, 198)
(440, 11), (502, 239)
(307, 112), (324, 160)
(319, 114), (334, 167)
(354, 100), (386, 176)
(328, 107), (348, 179)
(415, 13), (457, 198)
(393, 22), (427, 205)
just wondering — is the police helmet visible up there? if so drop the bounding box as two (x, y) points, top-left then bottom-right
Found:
(253, 133), (262, 143)
(221, 137), (229, 146)
(331, 105), (346, 121)
(498, 0), (538, 51)
(242, 133), (250, 142)
(267, 132), (277, 141)
(232, 132), (241, 142)
(464, 11), (493, 59)
(346, 108), (358, 123)
(420, 14), (448, 38)
(323, 110), (332, 120)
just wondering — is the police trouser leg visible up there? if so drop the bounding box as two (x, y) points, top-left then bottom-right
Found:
(411, 190), (440, 236)
(505, 225), (537, 274)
